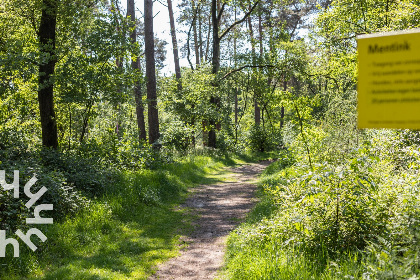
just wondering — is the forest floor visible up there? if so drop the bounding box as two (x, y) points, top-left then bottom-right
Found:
(149, 161), (270, 280)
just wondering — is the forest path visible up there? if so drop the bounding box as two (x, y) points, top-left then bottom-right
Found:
(149, 161), (270, 280)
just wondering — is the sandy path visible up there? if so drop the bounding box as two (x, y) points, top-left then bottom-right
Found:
(149, 162), (270, 280)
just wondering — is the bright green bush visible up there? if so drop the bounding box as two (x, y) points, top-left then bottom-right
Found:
(224, 128), (420, 279)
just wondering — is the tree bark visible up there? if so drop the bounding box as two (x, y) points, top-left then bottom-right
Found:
(167, 0), (182, 90)
(128, 0), (147, 142)
(205, 14), (211, 62)
(281, 80), (286, 128)
(211, 0), (220, 75)
(234, 7), (238, 145)
(38, 0), (59, 149)
(248, 8), (260, 126)
(144, 0), (160, 146)
(135, 59), (147, 141)
(258, 13), (263, 56)
(208, 0), (220, 148)
(199, 8), (203, 62)
(192, 0), (200, 66)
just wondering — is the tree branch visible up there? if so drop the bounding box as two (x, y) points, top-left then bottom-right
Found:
(217, 2), (226, 22)
(219, 0), (260, 40)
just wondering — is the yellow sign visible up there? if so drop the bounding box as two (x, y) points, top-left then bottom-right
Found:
(357, 29), (420, 129)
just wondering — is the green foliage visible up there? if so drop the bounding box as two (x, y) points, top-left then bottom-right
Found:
(248, 125), (277, 152)
(224, 126), (420, 279)
(0, 153), (235, 279)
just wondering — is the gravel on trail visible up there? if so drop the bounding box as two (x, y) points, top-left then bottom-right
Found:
(149, 162), (270, 280)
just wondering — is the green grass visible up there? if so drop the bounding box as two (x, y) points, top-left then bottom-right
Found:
(0, 154), (248, 280)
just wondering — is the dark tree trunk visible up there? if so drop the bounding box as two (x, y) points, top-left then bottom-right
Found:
(167, 0), (182, 89)
(234, 90), (238, 144)
(144, 0), (160, 146)
(80, 102), (93, 143)
(38, 0), (58, 149)
(211, 0), (220, 74)
(208, 0), (220, 148)
(135, 59), (147, 141)
(128, 0), (147, 142)
(281, 80), (286, 128)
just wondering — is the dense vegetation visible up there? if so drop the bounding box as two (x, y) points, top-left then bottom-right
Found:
(1, 0), (420, 278)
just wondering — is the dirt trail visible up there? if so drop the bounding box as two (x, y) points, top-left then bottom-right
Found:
(149, 162), (270, 280)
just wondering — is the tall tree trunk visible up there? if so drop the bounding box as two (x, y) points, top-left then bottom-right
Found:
(80, 101), (93, 143)
(281, 80), (286, 128)
(248, 9), (260, 126)
(114, 1), (123, 137)
(192, 0), (200, 66)
(135, 59), (147, 141)
(199, 9), (203, 62)
(144, 0), (160, 146)
(234, 7), (238, 145)
(38, 0), (58, 149)
(259, 13), (263, 55)
(167, 0), (182, 90)
(205, 14), (211, 62)
(211, 0), (220, 74)
(208, 0), (220, 148)
(128, 0), (147, 142)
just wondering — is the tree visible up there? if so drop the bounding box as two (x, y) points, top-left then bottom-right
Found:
(167, 0), (182, 90)
(127, 0), (147, 142)
(208, 0), (260, 147)
(144, 0), (160, 145)
(38, 0), (59, 149)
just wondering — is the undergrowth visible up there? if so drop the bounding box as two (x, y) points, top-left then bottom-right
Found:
(223, 130), (420, 280)
(0, 145), (242, 279)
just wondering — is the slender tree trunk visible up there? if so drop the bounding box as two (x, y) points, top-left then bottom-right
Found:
(114, 2), (123, 137)
(192, 0), (200, 66)
(211, 0), (220, 74)
(144, 0), (160, 146)
(135, 59), (147, 141)
(205, 14), (211, 62)
(38, 0), (58, 149)
(248, 9), (260, 126)
(259, 13), (263, 55)
(199, 9), (203, 62)
(234, 7), (238, 145)
(80, 101), (93, 143)
(281, 80), (286, 128)
(68, 105), (71, 150)
(208, 0), (220, 148)
(167, 0), (182, 90)
(115, 58), (123, 137)
(234, 92), (238, 144)
(128, 0), (147, 142)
